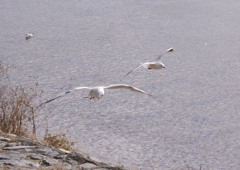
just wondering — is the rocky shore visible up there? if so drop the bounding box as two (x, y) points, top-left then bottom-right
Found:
(0, 134), (127, 170)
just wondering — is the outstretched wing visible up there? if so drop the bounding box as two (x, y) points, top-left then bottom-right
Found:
(121, 63), (145, 81)
(156, 47), (174, 61)
(105, 84), (160, 102)
(38, 87), (91, 107)
(126, 64), (145, 76)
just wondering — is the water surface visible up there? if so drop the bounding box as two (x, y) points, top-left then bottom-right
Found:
(1, 0), (240, 169)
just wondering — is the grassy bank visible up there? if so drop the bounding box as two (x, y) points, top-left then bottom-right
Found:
(0, 61), (73, 150)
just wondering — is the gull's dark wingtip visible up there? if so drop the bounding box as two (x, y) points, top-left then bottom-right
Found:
(38, 90), (72, 108)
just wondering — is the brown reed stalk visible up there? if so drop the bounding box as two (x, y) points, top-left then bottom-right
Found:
(0, 62), (41, 138)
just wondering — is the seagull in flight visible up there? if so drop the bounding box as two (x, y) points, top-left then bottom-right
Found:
(122, 48), (174, 80)
(39, 84), (160, 107)
(25, 33), (34, 40)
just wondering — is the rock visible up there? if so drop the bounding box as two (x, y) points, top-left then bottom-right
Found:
(6, 167), (36, 170)
(40, 159), (51, 166)
(3, 166), (36, 170)
(58, 148), (71, 154)
(79, 162), (98, 169)
(0, 159), (40, 168)
(3, 146), (36, 150)
(54, 162), (73, 170)
(42, 157), (59, 166)
(16, 138), (43, 146)
(6, 134), (17, 138)
(0, 136), (11, 142)
(2, 142), (16, 147)
(66, 152), (94, 164)
(22, 147), (59, 158)
(0, 135), (128, 170)
(27, 154), (43, 160)
(54, 154), (66, 159)
(0, 141), (8, 148)
(0, 151), (25, 160)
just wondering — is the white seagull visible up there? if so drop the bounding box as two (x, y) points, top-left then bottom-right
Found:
(25, 33), (34, 40)
(123, 47), (174, 79)
(39, 84), (160, 106)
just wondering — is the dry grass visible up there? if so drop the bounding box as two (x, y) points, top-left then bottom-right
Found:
(0, 85), (39, 137)
(0, 62), (74, 149)
(42, 133), (74, 151)
(0, 62), (42, 138)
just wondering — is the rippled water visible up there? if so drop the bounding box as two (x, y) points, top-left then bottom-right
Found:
(1, 0), (240, 169)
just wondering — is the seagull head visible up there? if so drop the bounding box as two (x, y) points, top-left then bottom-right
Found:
(159, 62), (165, 68)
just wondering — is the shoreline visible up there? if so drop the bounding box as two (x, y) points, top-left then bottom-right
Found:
(0, 133), (127, 170)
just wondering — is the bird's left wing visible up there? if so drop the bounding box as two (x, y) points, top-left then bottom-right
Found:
(38, 87), (91, 107)
(120, 63), (145, 82)
(105, 84), (161, 102)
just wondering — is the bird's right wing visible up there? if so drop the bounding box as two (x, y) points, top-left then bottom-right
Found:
(121, 63), (145, 81)
(105, 84), (161, 102)
(38, 87), (91, 107)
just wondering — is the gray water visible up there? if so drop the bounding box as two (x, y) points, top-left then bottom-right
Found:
(1, 0), (240, 169)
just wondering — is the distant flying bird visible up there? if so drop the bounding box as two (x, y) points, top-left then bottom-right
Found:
(25, 33), (34, 40)
(122, 48), (174, 80)
(39, 84), (160, 107)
